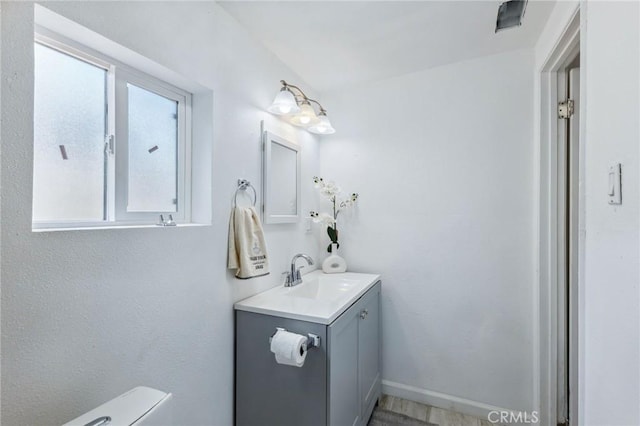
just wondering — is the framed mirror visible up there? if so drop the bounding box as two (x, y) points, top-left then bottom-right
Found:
(262, 130), (301, 224)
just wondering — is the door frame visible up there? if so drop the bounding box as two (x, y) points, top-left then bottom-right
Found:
(537, 8), (583, 426)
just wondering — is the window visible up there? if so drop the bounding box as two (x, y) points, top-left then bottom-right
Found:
(33, 33), (192, 229)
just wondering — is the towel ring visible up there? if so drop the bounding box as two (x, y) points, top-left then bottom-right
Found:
(234, 179), (257, 207)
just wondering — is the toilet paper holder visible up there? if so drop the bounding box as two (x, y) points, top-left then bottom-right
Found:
(269, 327), (320, 351)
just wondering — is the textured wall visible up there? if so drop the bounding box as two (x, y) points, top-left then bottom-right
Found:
(0, 2), (322, 425)
(582, 1), (640, 424)
(319, 49), (536, 413)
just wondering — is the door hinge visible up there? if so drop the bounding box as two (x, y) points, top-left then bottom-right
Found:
(558, 99), (574, 119)
(104, 135), (115, 155)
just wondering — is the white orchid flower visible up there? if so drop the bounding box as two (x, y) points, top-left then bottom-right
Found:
(321, 182), (341, 199)
(338, 193), (358, 210)
(313, 176), (324, 189)
(312, 212), (335, 227)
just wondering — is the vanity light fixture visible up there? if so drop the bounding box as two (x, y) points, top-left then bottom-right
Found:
(268, 80), (335, 135)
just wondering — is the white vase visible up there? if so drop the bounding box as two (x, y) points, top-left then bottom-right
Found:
(322, 243), (347, 273)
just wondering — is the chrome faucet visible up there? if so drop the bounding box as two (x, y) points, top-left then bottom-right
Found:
(283, 253), (314, 287)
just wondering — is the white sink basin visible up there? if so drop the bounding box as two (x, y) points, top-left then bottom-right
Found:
(234, 270), (380, 324)
(286, 275), (361, 301)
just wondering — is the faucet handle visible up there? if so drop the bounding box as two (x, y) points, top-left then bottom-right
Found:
(282, 271), (293, 286)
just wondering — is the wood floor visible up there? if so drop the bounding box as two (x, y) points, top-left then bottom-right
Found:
(377, 395), (492, 426)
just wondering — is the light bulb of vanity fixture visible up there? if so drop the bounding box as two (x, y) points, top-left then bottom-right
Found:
(290, 101), (319, 127)
(267, 88), (300, 115)
(308, 111), (336, 134)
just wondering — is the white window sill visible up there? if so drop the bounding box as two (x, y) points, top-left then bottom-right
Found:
(32, 222), (210, 233)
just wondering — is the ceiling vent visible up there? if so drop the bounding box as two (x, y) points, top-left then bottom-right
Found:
(495, 0), (528, 32)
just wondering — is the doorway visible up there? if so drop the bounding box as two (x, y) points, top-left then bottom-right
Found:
(556, 54), (580, 426)
(537, 8), (582, 426)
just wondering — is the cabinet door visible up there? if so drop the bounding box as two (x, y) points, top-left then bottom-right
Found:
(328, 306), (360, 426)
(358, 283), (381, 421)
(235, 312), (327, 426)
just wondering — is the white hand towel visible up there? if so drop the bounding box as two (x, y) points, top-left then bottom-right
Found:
(228, 206), (270, 279)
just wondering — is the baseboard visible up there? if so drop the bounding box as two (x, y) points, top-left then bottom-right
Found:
(381, 380), (517, 421)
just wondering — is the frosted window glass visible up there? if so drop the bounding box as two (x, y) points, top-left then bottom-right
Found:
(33, 43), (107, 222)
(127, 84), (178, 213)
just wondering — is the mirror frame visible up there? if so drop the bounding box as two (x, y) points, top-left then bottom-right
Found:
(262, 130), (301, 224)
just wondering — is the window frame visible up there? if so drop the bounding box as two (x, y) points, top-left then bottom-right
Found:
(33, 29), (192, 230)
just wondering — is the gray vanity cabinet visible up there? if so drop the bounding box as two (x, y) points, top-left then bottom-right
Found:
(328, 282), (381, 426)
(235, 281), (381, 426)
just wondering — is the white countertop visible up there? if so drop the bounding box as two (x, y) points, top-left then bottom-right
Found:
(234, 270), (381, 324)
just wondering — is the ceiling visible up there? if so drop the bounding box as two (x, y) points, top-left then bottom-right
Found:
(219, 0), (556, 93)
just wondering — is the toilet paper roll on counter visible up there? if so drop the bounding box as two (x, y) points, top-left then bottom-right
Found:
(270, 329), (307, 367)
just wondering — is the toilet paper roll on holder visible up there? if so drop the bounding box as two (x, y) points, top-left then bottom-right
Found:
(269, 327), (320, 352)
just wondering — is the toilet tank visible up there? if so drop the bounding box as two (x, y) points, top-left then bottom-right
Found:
(63, 386), (172, 426)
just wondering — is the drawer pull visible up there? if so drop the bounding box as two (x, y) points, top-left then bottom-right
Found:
(360, 309), (368, 319)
